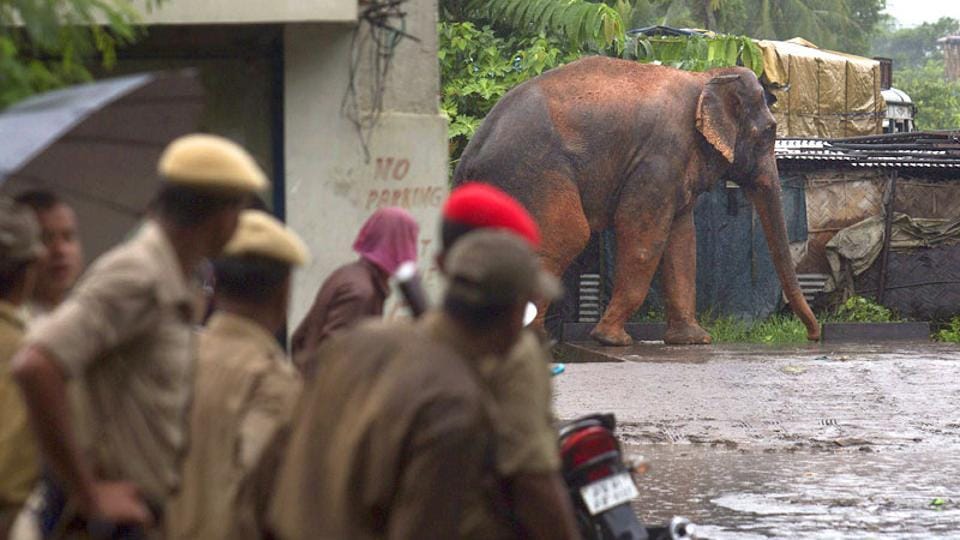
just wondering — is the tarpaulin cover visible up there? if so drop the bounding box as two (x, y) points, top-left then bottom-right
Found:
(757, 39), (883, 138)
(593, 177), (808, 321)
(855, 243), (960, 321)
(825, 213), (960, 292)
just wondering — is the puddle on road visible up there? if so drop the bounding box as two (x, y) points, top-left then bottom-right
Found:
(626, 444), (960, 538)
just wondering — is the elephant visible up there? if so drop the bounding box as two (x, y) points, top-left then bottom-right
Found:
(453, 56), (820, 346)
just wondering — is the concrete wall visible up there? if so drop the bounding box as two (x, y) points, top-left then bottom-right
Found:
(136, 0), (356, 24)
(284, 0), (448, 327)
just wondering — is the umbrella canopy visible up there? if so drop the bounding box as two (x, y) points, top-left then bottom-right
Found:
(0, 70), (204, 259)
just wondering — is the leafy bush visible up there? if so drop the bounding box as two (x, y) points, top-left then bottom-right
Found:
(627, 34), (763, 76)
(439, 22), (580, 163)
(935, 317), (960, 343)
(1, 0), (164, 108)
(895, 60), (960, 131)
(832, 296), (896, 323)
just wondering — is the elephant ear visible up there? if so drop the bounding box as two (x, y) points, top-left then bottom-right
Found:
(696, 74), (741, 164)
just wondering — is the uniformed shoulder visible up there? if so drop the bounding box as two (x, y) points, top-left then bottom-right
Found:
(323, 318), (483, 401)
(197, 329), (289, 375)
(74, 237), (157, 296)
(491, 331), (548, 378)
(333, 318), (418, 348)
(510, 331), (550, 363)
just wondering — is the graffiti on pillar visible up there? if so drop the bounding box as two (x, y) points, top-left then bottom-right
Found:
(366, 156), (445, 211)
(365, 155), (447, 320)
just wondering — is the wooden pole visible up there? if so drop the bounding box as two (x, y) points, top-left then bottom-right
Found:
(877, 169), (898, 304)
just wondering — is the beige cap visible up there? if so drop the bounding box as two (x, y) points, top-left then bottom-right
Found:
(222, 210), (310, 266)
(0, 197), (45, 272)
(445, 230), (561, 307)
(158, 134), (269, 194)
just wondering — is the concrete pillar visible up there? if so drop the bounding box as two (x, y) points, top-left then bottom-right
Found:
(284, 0), (448, 327)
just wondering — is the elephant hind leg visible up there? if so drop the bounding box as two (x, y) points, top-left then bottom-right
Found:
(531, 177), (591, 331)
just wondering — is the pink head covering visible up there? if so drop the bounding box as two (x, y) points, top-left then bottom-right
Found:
(353, 207), (420, 274)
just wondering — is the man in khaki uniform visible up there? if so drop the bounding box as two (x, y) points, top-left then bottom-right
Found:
(268, 230), (561, 540)
(11, 134), (267, 535)
(440, 183), (579, 539)
(167, 210), (309, 540)
(0, 198), (46, 537)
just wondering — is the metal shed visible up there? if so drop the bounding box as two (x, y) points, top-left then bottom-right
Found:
(556, 132), (960, 331)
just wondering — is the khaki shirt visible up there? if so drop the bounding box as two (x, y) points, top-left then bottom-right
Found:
(482, 331), (561, 476)
(167, 312), (301, 540)
(0, 302), (39, 509)
(268, 313), (517, 540)
(25, 221), (195, 503)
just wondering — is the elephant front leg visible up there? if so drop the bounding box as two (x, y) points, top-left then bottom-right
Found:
(591, 216), (671, 347)
(661, 209), (712, 345)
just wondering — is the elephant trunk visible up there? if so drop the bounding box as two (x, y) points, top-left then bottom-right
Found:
(746, 177), (821, 341)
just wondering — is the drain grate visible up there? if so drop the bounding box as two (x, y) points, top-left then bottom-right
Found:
(578, 273), (602, 323)
(798, 273), (830, 302)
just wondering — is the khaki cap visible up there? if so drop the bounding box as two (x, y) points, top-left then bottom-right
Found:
(222, 210), (310, 266)
(158, 134), (268, 194)
(445, 230), (561, 307)
(0, 197), (45, 272)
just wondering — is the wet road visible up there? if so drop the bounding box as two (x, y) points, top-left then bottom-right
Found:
(552, 342), (960, 538)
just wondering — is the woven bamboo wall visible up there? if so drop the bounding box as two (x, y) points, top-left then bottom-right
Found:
(798, 170), (886, 274)
(796, 171), (960, 275)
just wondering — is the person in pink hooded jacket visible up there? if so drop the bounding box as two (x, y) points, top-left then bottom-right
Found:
(291, 207), (419, 370)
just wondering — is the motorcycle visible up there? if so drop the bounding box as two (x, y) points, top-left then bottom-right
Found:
(395, 265), (696, 540)
(559, 413), (694, 540)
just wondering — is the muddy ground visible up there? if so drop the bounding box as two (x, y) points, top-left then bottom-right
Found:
(552, 342), (960, 538)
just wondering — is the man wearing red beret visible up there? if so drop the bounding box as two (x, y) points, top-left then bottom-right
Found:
(438, 183), (579, 540)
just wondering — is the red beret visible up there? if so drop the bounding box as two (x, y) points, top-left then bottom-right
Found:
(443, 183), (541, 247)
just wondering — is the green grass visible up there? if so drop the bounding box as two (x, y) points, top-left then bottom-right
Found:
(668, 296), (901, 345)
(702, 314), (808, 344)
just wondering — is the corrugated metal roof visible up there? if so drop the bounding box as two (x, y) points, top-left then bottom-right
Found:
(775, 132), (960, 170)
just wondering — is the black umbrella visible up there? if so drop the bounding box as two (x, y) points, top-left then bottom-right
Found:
(0, 70), (204, 259)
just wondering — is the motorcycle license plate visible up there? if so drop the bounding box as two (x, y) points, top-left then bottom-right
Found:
(580, 472), (640, 515)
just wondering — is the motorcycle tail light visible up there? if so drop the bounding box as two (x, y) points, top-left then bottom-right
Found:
(585, 464), (613, 483)
(561, 426), (618, 471)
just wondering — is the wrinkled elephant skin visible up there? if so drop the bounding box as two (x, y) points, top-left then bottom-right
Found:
(454, 57), (820, 346)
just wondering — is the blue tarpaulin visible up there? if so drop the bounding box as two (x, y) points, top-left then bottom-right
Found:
(591, 176), (808, 322)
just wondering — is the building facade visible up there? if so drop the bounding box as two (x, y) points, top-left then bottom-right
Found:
(121, 0), (448, 325)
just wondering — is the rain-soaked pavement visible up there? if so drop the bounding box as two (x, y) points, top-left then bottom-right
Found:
(552, 342), (960, 538)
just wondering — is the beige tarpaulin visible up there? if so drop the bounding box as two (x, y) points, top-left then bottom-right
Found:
(756, 38), (884, 138)
(825, 213), (960, 291)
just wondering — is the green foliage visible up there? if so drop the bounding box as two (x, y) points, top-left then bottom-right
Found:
(440, 21), (580, 163)
(627, 33), (763, 75)
(935, 316), (960, 343)
(895, 61), (960, 130)
(869, 16), (960, 131)
(615, 0), (885, 55)
(445, 0), (626, 50)
(871, 16), (959, 70)
(832, 295), (896, 323)
(0, 0), (161, 108)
